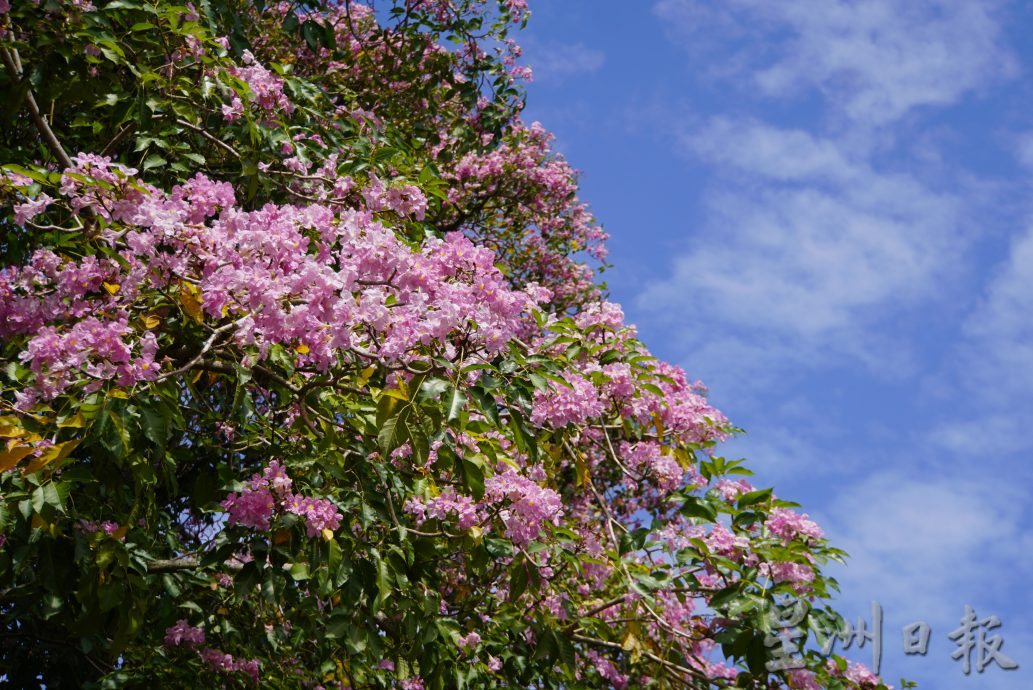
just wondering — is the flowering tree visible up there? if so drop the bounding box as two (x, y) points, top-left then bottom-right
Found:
(0, 2), (891, 689)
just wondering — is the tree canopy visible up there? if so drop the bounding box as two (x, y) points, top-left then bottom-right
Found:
(0, 2), (890, 689)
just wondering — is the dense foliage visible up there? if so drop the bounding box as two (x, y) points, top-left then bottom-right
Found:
(0, 2), (891, 689)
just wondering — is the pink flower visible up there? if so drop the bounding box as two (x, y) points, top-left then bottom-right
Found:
(457, 631), (481, 651)
(284, 495), (343, 537)
(13, 194), (53, 225)
(163, 619), (205, 648)
(530, 372), (604, 428)
(484, 470), (563, 547)
(221, 487), (275, 531)
(787, 669), (821, 690)
(765, 508), (824, 544)
(198, 648), (260, 683)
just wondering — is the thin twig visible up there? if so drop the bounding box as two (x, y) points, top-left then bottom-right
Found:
(0, 46), (73, 169)
(175, 118), (241, 159)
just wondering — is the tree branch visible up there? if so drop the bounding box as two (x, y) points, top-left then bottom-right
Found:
(0, 46), (74, 169)
(175, 118), (241, 159)
(146, 556), (243, 573)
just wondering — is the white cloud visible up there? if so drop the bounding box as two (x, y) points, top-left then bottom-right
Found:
(931, 225), (1033, 452)
(522, 39), (604, 83)
(1016, 132), (1033, 169)
(686, 118), (857, 182)
(639, 119), (962, 376)
(653, 0), (1016, 125)
(821, 470), (1033, 618)
(819, 469), (1033, 687)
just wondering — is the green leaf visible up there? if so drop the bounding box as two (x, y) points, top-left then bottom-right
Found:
(142, 153), (167, 171)
(467, 386), (500, 425)
(378, 405), (414, 456)
(737, 488), (773, 509)
(679, 496), (718, 521)
(509, 557), (529, 601)
(461, 455), (485, 500)
(445, 384), (467, 422)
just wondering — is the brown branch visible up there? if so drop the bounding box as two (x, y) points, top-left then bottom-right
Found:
(146, 556), (243, 574)
(100, 122), (137, 157)
(582, 594), (627, 619)
(570, 634), (712, 685)
(0, 46), (74, 169)
(175, 117), (241, 159)
(146, 556), (202, 573)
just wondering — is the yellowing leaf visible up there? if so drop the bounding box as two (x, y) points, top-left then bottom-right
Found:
(57, 412), (86, 428)
(321, 528), (334, 542)
(111, 525), (128, 541)
(622, 626), (643, 663)
(0, 415), (25, 432)
(0, 444), (34, 473)
(108, 389), (129, 399)
(381, 387), (409, 402)
(23, 438), (80, 474)
(0, 423), (26, 439)
(179, 282), (204, 323)
(141, 314), (161, 329)
(357, 366), (376, 387)
(575, 450), (591, 487)
(31, 513), (48, 530)
(673, 447), (693, 469)
(102, 282), (121, 295)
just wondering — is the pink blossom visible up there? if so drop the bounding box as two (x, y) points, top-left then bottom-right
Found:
(484, 470), (563, 547)
(530, 372), (604, 428)
(198, 648), (260, 683)
(163, 619), (205, 648)
(765, 508), (824, 544)
(787, 669), (821, 690)
(13, 194), (53, 225)
(221, 487), (275, 531)
(283, 494), (342, 537)
(457, 631), (481, 651)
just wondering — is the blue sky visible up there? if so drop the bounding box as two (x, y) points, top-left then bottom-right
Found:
(518, 1), (1033, 687)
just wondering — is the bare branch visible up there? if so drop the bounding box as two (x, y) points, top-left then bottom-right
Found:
(0, 46), (74, 169)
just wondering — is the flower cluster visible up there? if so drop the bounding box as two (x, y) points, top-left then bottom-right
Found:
(765, 507), (825, 544)
(221, 461), (341, 538)
(443, 121), (609, 308)
(3, 163), (548, 402)
(404, 489), (481, 530)
(530, 372), (604, 428)
(222, 50), (293, 122)
(483, 469), (563, 547)
(620, 441), (684, 492)
(163, 620), (205, 648)
(198, 648), (261, 684)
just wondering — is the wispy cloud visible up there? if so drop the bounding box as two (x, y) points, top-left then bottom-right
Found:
(522, 39), (605, 83)
(825, 471), (1032, 612)
(638, 118), (963, 388)
(931, 225), (1033, 454)
(653, 0), (1016, 125)
(820, 469), (1033, 686)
